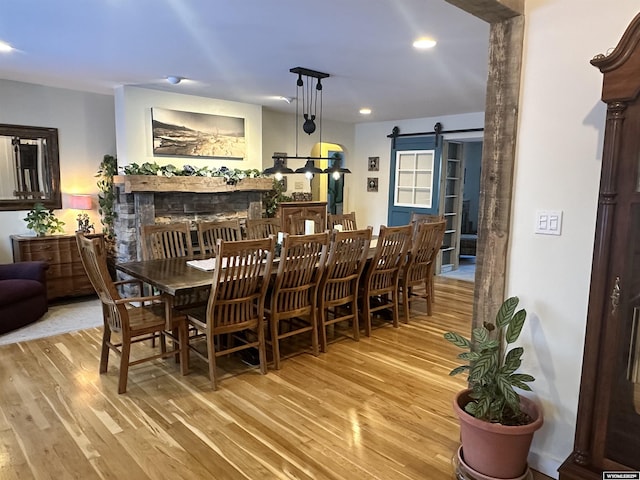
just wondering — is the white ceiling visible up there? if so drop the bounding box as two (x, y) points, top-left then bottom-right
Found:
(0, 0), (489, 124)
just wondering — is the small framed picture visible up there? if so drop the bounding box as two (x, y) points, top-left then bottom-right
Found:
(368, 156), (379, 171)
(367, 177), (378, 192)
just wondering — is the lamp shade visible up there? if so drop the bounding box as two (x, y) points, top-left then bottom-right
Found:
(263, 157), (294, 175)
(70, 194), (92, 210)
(294, 159), (323, 175)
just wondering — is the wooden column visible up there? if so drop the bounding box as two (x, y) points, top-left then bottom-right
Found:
(444, 1), (524, 328)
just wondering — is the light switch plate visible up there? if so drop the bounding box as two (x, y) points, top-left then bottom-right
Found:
(535, 210), (563, 235)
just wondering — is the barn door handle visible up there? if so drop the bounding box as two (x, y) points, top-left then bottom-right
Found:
(611, 276), (621, 316)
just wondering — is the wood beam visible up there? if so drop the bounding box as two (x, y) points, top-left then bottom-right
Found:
(444, 0), (525, 328)
(474, 15), (525, 329)
(445, 0), (524, 23)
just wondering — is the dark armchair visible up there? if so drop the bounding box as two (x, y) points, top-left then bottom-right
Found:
(0, 261), (49, 334)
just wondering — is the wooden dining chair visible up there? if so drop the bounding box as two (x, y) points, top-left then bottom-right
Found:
(140, 221), (194, 261)
(140, 221), (201, 347)
(360, 224), (412, 336)
(327, 212), (357, 231)
(288, 213), (325, 235)
(317, 228), (371, 352)
(410, 212), (445, 228)
(266, 232), (329, 369)
(245, 217), (281, 240)
(400, 220), (446, 320)
(75, 233), (188, 394)
(197, 219), (243, 257)
(184, 237), (274, 389)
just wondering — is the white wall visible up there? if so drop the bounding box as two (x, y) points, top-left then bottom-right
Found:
(509, 1), (639, 477)
(352, 112), (484, 233)
(115, 86), (263, 171)
(0, 80), (116, 263)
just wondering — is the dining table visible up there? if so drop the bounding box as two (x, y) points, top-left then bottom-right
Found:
(116, 237), (382, 335)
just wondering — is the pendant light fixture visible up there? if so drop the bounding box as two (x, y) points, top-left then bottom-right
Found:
(263, 67), (350, 178)
(262, 155), (294, 180)
(323, 152), (351, 180)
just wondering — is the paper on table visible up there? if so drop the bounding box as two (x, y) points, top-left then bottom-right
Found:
(304, 219), (315, 235)
(186, 257), (217, 271)
(186, 256), (270, 271)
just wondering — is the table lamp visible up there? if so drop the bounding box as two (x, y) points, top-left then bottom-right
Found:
(70, 194), (94, 233)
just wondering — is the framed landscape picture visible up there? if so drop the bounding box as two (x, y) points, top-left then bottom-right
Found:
(151, 107), (246, 159)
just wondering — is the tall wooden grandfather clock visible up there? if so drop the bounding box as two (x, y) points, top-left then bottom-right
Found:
(559, 12), (640, 479)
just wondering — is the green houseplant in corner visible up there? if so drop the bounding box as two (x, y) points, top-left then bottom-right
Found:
(96, 154), (118, 279)
(24, 202), (65, 237)
(444, 296), (543, 480)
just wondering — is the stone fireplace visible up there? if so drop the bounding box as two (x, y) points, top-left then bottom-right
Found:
(113, 175), (273, 262)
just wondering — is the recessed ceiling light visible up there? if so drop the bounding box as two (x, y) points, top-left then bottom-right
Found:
(413, 37), (437, 50)
(166, 76), (182, 85)
(359, 108), (372, 115)
(0, 41), (14, 53)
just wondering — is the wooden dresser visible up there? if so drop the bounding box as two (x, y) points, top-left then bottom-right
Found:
(11, 234), (102, 300)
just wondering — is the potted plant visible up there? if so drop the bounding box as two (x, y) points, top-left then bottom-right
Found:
(23, 202), (65, 237)
(96, 154), (119, 279)
(263, 178), (292, 218)
(444, 296), (543, 480)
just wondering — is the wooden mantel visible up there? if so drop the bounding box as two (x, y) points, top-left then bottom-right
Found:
(113, 175), (273, 194)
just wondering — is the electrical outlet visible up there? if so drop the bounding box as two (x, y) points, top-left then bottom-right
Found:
(294, 181), (303, 190)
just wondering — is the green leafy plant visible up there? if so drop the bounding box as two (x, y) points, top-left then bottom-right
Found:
(96, 154), (118, 264)
(444, 296), (535, 425)
(96, 154), (117, 239)
(24, 202), (65, 236)
(263, 179), (292, 218)
(122, 161), (263, 184)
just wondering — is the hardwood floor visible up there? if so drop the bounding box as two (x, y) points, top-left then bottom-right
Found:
(0, 277), (544, 479)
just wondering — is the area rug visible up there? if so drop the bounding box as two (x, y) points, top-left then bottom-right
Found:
(439, 256), (476, 283)
(0, 297), (102, 346)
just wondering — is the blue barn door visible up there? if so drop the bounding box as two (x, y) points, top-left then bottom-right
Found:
(387, 136), (442, 226)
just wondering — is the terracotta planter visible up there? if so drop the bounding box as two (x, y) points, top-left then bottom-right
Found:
(455, 446), (532, 480)
(453, 389), (543, 479)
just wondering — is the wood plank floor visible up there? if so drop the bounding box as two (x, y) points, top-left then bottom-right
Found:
(0, 278), (548, 479)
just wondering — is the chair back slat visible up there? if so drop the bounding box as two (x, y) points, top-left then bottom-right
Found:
(400, 220), (446, 320)
(288, 213), (324, 235)
(246, 218), (281, 240)
(327, 212), (358, 231)
(206, 237), (274, 329)
(197, 219), (243, 256)
(405, 220), (446, 284)
(360, 224), (412, 335)
(75, 233), (126, 332)
(141, 222), (193, 260)
(273, 232), (328, 314)
(319, 228), (371, 303)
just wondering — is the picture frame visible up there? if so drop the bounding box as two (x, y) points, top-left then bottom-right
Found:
(368, 156), (379, 171)
(151, 107), (246, 159)
(367, 177), (379, 192)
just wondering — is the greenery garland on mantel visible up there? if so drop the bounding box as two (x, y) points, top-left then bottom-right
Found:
(122, 161), (264, 185)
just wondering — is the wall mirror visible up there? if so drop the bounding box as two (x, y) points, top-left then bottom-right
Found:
(0, 124), (61, 211)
